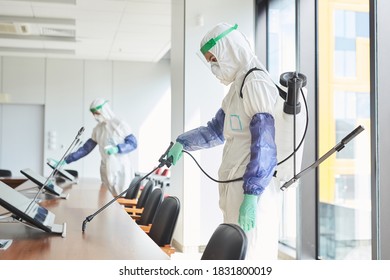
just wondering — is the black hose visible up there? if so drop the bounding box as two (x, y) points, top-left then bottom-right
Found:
(182, 88), (309, 183)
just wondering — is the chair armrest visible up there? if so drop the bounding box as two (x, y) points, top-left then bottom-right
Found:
(125, 207), (144, 215)
(117, 197), (137, 206)
(161, 245), (176, 257)
(131, 214), (141, 221)
(139, 224), (151, 233)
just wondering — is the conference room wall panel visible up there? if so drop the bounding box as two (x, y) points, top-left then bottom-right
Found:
(82, 60), (113, 179)
(2, 56), (45, 105)
(0, 56), (171, 181)
(44, 59), (85, 176)
(112, 60), (171, 173)
(0, 104), (44, 176)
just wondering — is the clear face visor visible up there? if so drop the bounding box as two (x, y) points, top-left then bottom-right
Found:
(196, 51), (213, 71)
(197, 24), (238, 70)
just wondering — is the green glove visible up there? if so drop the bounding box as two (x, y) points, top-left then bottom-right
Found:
(167, 142), (183, 165)
(104, 145), (119, 155)
(238, 194), (258, 232)
(48, 158), (66, 168)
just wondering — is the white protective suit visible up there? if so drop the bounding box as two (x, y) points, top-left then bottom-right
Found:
(177, 23), (306, 260)
(65, 98), (137, 196)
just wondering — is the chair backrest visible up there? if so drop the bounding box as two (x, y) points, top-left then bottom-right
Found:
(201, 223), (248, 260)
(148, 196), (180, 247)
(124, 176), (142, 199)
(161, 169), (169, 176)
(154, 167), (162, 175)
(137, 188), (163, 226)
(0, 169), (12, 177)
(135, 180), (153, 209)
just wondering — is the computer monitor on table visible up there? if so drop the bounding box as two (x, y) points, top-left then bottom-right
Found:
(0, 181), (66, 236)
(20, 168), (66, 198)
(46, 159), (77, 183)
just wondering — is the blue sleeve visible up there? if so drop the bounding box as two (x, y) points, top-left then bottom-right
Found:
(65, 138), (97, 164)
(177, 108), (225, 151)
(243, 113), (277, 195)
(117, 134), (137, 154)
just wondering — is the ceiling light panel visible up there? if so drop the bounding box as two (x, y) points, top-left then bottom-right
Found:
(0, 0), (171, 61)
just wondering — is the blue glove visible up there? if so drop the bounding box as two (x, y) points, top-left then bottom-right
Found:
(238, 194), (258, 232)
(167, 142), (183, 165)
(104, 145), (119, 155)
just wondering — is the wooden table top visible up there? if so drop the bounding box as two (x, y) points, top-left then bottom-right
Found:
(0, 177), (28, 189)
(0, 178), (169, 260)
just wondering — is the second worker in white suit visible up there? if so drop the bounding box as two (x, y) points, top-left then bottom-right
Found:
(62, 98), (137, 196)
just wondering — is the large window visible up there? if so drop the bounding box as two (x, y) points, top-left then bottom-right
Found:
(318, 0), (371, 260)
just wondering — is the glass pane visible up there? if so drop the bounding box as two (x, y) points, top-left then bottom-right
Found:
(318, 0), (371, 260)
(267, 0), (297, 250)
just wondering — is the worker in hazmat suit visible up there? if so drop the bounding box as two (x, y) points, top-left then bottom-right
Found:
(56, 98), (137, 196)
(168, 23), (306, 260)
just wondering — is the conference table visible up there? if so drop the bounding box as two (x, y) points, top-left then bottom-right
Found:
(0, 177), (170, 260)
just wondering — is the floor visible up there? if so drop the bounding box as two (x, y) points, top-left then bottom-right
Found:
(170, 248), (294, 260)
(170, 252), (203, 260)
(170, 244), (371, 260)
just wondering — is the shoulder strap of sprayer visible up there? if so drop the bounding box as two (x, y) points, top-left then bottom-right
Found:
(239, 67), (287, 101)
(239, 67), (292, 177)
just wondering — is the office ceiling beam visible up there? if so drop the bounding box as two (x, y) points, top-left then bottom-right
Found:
(0, 46), (75, 54)
(5, 0), (76, 4)
(0, 33), (76, 42)
(0, 15), (75, 26)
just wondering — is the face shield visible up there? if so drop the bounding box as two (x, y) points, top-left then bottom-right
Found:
(90, 100), (108, 114)
(197, 23), (238, 71)
(200, 23), (238, 55)
(90, 100), (109, 123)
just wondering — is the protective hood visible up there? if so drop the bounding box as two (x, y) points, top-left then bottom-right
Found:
(200, 23), (257, 85)
(90, 98), (115, 122)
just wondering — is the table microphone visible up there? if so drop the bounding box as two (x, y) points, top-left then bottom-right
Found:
(76, 127), (85, 139)
(51, 127), (85, 179)
(82, 142), (174, 233)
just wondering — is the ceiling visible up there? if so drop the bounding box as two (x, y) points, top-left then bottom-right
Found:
(0, 0), (171, 62)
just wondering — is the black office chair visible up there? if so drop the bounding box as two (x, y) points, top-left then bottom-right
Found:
(201, 223), (248, 260)
(117, 176), (142, 205)
(135, 188), (163, 226)
(124, 180), (153, 215)
(0, 169), (12, 177)
(141, 196), (180, 256)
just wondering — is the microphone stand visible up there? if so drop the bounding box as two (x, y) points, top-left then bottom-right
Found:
(82, 142), (174, 233)
(24, 127), (85, 214)
(51, 128), (84, 179)
(280, 125), (365, 191)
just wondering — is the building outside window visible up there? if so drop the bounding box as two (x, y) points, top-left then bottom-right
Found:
(318, 0), (371, 260)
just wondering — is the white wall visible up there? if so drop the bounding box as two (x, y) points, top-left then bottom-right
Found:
(0, 56), (171, 182)
(0, 104), (44, 176)
(171, 0), (255, 251)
